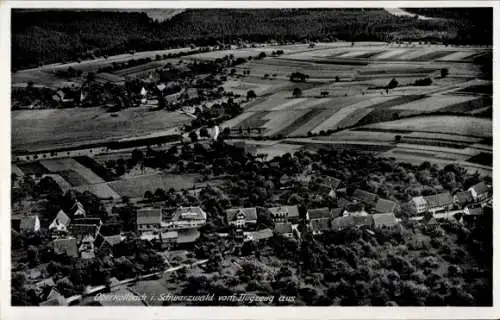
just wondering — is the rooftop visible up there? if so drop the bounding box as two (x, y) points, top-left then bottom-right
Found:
(374, 198), (397, 214)
(226, 207), (257, 222)
(307, 207), (331, 220)
(268, 205), (299, 218)
(372, 213), (398, 228)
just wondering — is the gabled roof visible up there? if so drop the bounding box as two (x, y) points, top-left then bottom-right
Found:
(268, 205), (299, 218)
(454, 191), (473, 204)
(352, 189), (377, 204)
(69, 224), (100, 237)
(171, 206), (206, 221)
(310, 218), (331, 233)
(307, 207), (331, 220)
(35, 278), (56, 290)
(374, 198), (397, 214)
(137, 208), (162, 225)
(176, 229), (200, 244)
(373, 213), (397, 228)
(352, 215), (374, 227)
(469, 181), (489, 195)
(20, 215), (39, 232)
(249, 228), (273, 241)
(425, 192), (453, 208)
(274, 222), (293, 234)
(103, 235), (124, 246)
(226, 207), (257, 222)
(52, 238), (78, 257)
(50, 210), (71, 229)
(325, 176), (341, 190)
(72, 218), (101, 226)
(330, 208), (343, 219)
(331, 216), (356, 231)
(40, 294), (67, 306)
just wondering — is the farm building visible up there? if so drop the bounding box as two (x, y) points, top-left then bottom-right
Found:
(468, 181), (490, 202)
(372, 213), (398, 228)
(268, 205), (300, 224)
(225, 207), (257, 229)
(164, 206), (207, 230)
(245, 228), (273, 242)
(352, 189), (378, 206)
(52, 237), (79, 258)
(137, 208), (163, 232)
(373, 198), (398, 214)
(425, 192), (454, 213)
(453, 191), (473, 208)
(410, 196), (428, 214)
(20, 215), (41, 233)
(48, 210), (71, 234)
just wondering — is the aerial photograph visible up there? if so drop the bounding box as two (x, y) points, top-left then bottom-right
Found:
(10, 8), (493, 307)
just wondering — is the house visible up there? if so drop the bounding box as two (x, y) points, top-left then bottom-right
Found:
(306, 207), (330, 233)
(274, 222), (293, 237)
(49, 210), (71, 234)
(468, 182), (489, 202)
(20, 215), (41, 233)
(325, 176), (342, 190)
(226, 207), (257, 229)
(268, 205), (300, 223)
(352, 189), (378, 206)
(35, 278), (56, 296)
(410, 196), (427, 214)
(95, 234), (124, 255)
(425, 192), (453, 213)
(79, 234), (96, 259)
(62, 201), (86, 218)
(69, 218), (102, 241)
(39, 287), (67, 306)
(52, 237), (79, 258)
(176, 229), (201, 245)
(331, 215), (374, 231)
(372, 213), (398, 228)
(137, 207), (163, 232)
(453, 191), (473, 208)
(374, 198), (398, 214)
(164, 206), (207, 230)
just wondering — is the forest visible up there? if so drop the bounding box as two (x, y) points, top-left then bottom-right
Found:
(12, 8), (493, 70)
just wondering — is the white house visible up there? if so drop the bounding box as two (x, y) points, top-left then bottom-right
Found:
(468, 182), (489, 202)
(410, 196), (427, 214)
(226, 207), (257, 229)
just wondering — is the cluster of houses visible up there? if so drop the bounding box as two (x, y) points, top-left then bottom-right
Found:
(409, 181), (491, 215)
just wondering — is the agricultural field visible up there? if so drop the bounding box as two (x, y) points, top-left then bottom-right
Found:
(363, 115), (492, 138)
(107, 173), (205, 198)
(12, 106), (191, 152)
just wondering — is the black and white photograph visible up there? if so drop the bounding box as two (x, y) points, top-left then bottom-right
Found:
(5, 3), (496, 313)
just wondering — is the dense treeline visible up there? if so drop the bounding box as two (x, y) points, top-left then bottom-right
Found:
(12, 8), (492, 70)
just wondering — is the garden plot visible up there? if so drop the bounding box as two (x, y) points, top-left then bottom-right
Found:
(365, 116), (492, 138)
(74, 183), (121, 200)
(40, 159), (105, 185)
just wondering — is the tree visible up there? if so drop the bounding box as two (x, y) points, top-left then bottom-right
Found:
(292, 88), (303, 98)
(200, 127), (209, 138)
(189, 131), (198, 142)
(387, 78), (399, 89)
(320, 90), (329, 97)
(395, 135), (402, 143)
(335, 76), (340, 82)
(264, 74), (270, 79)
(246, 90), (257, 100)
(144, 190), (153, 200)
(440, 68), (449, 78)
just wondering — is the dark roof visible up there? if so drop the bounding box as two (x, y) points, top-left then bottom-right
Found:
(372, 213), (397, 228)
(69, 224), (99, 237)
(20, 215), (39, 232)
(310, 218), (331, 233)
(467, 207), (484, 216)
(331, 216), (356, 231)
(454, 191), (473, 205)
(424, 192), (453, 208)
(470, 181), (489, 195)
(374, 198), (397, 213)
(35, 278), (56, 290)
(52, 238), (78, 257)
(330, 208), (343, 219)
(352, 189), (377, 204)
(137, 208), (162, 225)
(268, 205), (299, 218)
(72, 218), (101, 226)
(104, 235), (124, 246)
(226, 207), (257, 222)
(308, 207), (331, 220)
(325, 176), (341, 189)
(352, 215), (374, 227)
(274, 222), (293, 234)
(176, 229), (200, 244)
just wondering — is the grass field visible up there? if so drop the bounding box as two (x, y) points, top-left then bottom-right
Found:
(40, 158), (105, 185)
(74, 183), (121, 199)
(107, 173), (205, 198)
(12, 106), (191, 152)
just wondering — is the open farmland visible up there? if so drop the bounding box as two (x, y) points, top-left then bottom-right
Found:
(12, 106), (190, 152)
(363, 116), (492, 138)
